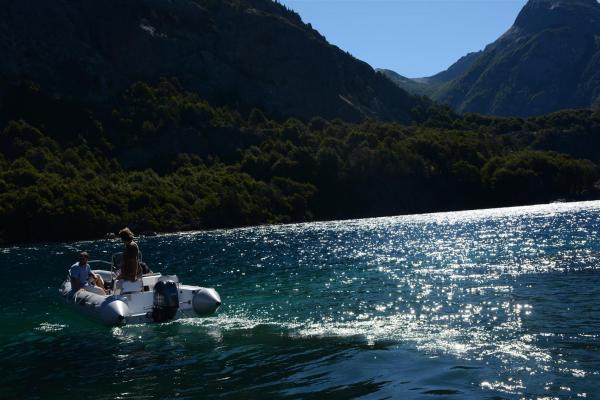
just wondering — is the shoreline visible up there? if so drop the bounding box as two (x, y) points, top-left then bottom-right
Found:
(3, 197), (599, 248)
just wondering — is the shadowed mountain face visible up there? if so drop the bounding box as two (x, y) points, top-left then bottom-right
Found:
(0, 0), (430, 122)
(435, 0), (600, 116)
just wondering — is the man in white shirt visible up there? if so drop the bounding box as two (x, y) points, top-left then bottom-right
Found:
(69, 251), (105, 293)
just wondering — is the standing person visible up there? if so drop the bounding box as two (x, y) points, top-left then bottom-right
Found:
(118, 227), (142, 281)
(70, 251), (105, 293)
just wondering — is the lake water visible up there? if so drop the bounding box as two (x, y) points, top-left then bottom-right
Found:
(2, 201), (600, 399)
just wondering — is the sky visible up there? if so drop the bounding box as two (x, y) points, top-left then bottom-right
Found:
(277, 0), (528, 78)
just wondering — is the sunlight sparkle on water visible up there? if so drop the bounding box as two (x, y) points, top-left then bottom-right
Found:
(2, 201), (600, 399)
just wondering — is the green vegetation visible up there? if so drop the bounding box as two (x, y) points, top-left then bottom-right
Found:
(1, 81), (598, 244)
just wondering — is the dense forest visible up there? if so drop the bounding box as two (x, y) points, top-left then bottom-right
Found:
(1, 80), (599, 244)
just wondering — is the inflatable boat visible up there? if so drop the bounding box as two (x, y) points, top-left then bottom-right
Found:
(59, 254), (221, 326)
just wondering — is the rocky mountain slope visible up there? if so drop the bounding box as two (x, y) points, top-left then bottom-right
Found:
(437, 0), (600, 116)
(0, 0), (432, 122)
(383, 0), (600, 117)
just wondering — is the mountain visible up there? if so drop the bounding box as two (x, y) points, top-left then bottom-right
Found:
(378, 51), (482, 97)
(376, 69), (433, 96)
(419, 51), (483, 85)
(1, 0), (599, 244)
(0, 0), (432, 122)
(435, 0), (600, 116)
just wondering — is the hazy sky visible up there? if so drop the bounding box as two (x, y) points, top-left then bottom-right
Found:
(278, 0), (528, 78)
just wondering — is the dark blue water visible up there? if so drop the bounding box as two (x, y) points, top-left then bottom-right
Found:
(2, 201), (600, 399)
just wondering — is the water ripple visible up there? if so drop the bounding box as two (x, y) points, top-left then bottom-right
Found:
(1, 201), (600, 399)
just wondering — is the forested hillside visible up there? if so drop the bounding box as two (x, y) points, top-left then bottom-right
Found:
(1, 0), (599, 244)
(0, 0), (432, 122)
(1, 81), (598, 244)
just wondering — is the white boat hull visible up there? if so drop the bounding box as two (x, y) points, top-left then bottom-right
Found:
(60, 270), (221, 326)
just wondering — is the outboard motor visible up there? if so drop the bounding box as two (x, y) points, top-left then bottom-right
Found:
(152, 280), (179, 322)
